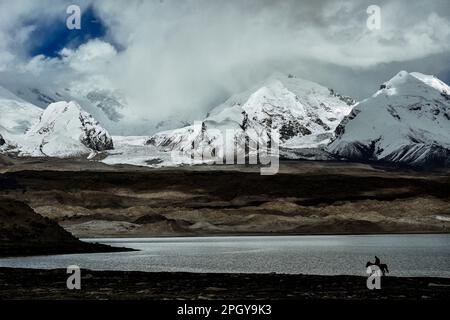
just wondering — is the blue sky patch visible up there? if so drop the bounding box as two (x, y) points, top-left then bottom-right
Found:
(27, 6), (109, 58)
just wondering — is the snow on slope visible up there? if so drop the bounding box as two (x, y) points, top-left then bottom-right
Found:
(148, 73), (355, 160)
(0, 85), (42, 148)
(0, 78), (192, 136)
(101, 136), (173, 167)
(17, 101), (114, 157)
(327, 71), (450, 167)
(208, 73), (355, 145)
(0, 76), (131, 129)
(0, 86), (42, 134)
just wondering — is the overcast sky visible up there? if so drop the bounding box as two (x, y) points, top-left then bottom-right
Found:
(1, 0), (450, 129)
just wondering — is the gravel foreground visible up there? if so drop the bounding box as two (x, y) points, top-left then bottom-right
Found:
(1, 268), (450, 300)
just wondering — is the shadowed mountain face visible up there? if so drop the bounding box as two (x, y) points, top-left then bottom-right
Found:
(0, 198), (131, 257)
(0, 199), (80, 243)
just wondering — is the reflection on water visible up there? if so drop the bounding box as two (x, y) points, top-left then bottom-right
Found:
(1, 234), (450, 277)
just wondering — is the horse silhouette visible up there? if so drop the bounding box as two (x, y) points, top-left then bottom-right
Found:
(366, 256), (389, 276)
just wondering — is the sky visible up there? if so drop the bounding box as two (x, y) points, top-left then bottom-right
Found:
(0, 0), (450, 134)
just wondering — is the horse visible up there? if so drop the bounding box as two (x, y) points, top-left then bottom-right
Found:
(366, 261), (389, 276)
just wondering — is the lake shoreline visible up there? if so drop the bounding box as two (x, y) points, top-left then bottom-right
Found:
(81, 231), (450, 240)
(1, 267), (450, 300)
(3, 234), (449, 277)
(0, 199), (135, 259)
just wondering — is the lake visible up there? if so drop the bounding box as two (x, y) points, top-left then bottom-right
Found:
(1, 234), (450, 277)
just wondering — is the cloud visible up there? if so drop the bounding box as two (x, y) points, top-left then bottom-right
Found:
(93, 0), (450, 117)
(1, 0), (450, 134)
(60, 39), (117, 72)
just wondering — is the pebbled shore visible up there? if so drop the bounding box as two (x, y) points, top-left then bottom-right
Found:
(1, 268), (450, 300)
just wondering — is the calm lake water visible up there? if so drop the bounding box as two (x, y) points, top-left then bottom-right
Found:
(1, 234), (450, 277)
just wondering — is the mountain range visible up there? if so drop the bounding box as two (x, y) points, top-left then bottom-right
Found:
(1, 71), (449, 168)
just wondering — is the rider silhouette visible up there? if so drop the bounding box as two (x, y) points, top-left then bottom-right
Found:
(374, 256), (380, 266)
(366, 256), (389, 276)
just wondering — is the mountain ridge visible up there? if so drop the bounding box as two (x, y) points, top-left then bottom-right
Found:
(2, 70), (450, 169)
(147, 73), (356, 161)
(327, 71), (450, 168)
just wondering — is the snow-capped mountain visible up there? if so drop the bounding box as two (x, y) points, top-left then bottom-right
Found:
(17, 101), (113, 157)
(0, 85), (42, 147)
(1, 79), (122, 122)
(0, 76), (130, 129)
(2, 82), (194, 136)
(327, 71), (450, 168)
(147, 73), (356, 159)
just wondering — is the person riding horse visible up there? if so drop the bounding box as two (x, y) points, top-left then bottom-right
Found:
(366, 256), (389, 276)
(374, 256), (380, 265)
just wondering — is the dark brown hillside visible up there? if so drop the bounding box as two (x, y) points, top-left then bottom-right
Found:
(0, 198), (133, 257)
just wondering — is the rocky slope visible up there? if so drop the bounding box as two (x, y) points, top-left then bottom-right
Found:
(0, 154), (12, 167)
(1, 161), (448, 237)
(0, 198), (130, 257)
(328, 71), (450, 168)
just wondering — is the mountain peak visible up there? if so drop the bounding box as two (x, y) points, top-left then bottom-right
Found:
(373, 71), (450, 103)
(20, 101), (114, 157)
(386, 70), (413, 84)
(148, 73), (356, 157)
(381, 71), (450, 92)
(43, 100), (82, 117)
(328, 72), (450, 168)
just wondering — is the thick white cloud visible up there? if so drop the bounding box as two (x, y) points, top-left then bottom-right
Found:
(92, 0), (450, 118)
(60, 39), (117, 72)
(1, 0), (450, 133)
